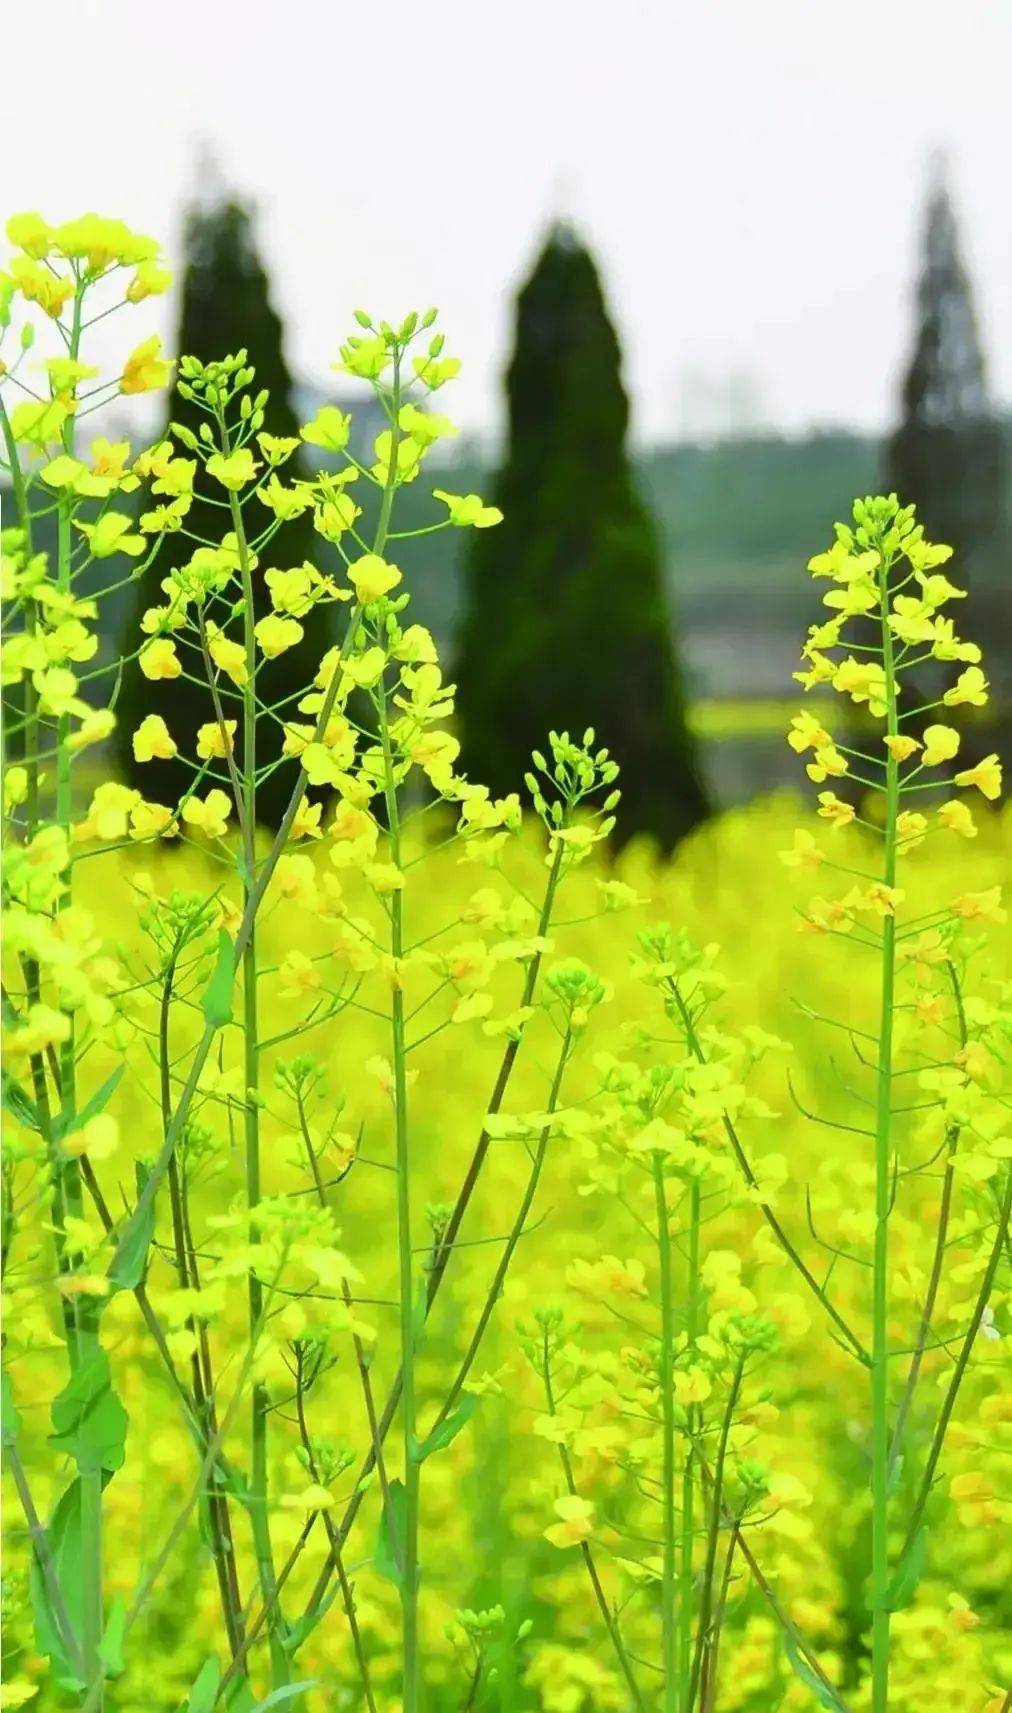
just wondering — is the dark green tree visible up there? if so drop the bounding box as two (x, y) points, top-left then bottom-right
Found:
(455, 224), (708, 847)
(117, 196), (329, 826)
(886, 174), (1009, 735)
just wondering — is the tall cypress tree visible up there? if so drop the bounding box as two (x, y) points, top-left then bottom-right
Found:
(887, 176), (1008, 671)
(890, 175), (1006, 596)
(117, 196), (329, 826)
(455, 224), (708, 847)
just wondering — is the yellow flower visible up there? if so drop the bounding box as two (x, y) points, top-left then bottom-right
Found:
(290, 800), (323, 841)
(851, 882), (904, 917)
(832, 656), (887, 714)
(673, 1367), (712, 1405)
(779, 830), (823, 869)
(255, 615), (304, 658)
(895, 811), (927, 851)
(954, 753), (1001, 801)
(816, 791), (854, 826)
(343, 647), (387, 689)
(278, 952), (323, 998)
(883, 733), (921, 763)
(3, 1003), (72, 1060)
(946, 1594), (980, 1633)
(7, 210), (52, 257)
(943, 665), (989, 707)
(76, 512), (145, 559)
(121, 335), (172, 395)
(920, 724), (960, 768)
(132, 714), (177, 762)
(208, 628), (248, 687)
(951, 888), (1006, 925)
(300, 405), (352, 453)
(937, 799), (976, 838)
(348, 553), (402, 604)
(544, 1494), (594, 1548)
(799, 895), (854, 935)
(90, 436), (131, 478)
(206, 448), (259, 491)
(125, 260), (172, 302)
(788, 711), (831, 754)
(805, 745), (848, 783)
(182, 790), (232, 839)
(280, 1484), (335, 1513)
(9, 256), (73, 318)
(196, 720), (237, 760)
(364, 862), (405, 895)
(130, 801), (177, 840)
(63, 1114), (118, 1161)
(139, 638), (182, 681)
(80, 781), (141, 841)
(432, 489), (503, 528)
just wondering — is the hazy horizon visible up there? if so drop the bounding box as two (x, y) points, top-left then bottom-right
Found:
(7, 0), (1011, 442)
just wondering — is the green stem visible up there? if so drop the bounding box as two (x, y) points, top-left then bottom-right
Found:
(653, 1159), (678, 1713)
(870, 540), (900, 1713)
(433, 1030), (572, 1432)
(225, 437), (288, 1691)
(688, 1356), (743, 1711)
(51, 281), (107, 1708)
(378, 672), (420, 1713)
(679, 1180), (701, 1709)
(371, 348), (423, 1712)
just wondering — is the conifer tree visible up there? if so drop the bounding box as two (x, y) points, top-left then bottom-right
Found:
(117, 195), (328, 825)
(455, 224), (708, 847)
(887, 173), (1009, 755)
(888, 181), (1007, 610)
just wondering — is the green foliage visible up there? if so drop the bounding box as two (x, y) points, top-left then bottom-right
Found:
(456, 225), (708, 847)
(115, 198), (331, 826)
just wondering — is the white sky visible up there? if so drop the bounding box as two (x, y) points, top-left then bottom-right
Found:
(6, 0), (1011, 441)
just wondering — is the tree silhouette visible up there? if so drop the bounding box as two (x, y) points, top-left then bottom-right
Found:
(886, 172), (1009, 750)
(117, 195), (329, 826)
(455, 224), (708, 847)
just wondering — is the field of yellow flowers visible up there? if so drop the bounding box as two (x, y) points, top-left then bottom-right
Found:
(3, 212), (1011, 1713)
(3, 798), (1009, 1712)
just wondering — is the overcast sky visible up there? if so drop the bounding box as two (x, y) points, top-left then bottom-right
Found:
(7, 0), (1011, 441)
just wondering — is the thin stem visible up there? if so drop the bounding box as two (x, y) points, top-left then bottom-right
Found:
(869, 540), (900, 1713)
(652, 1159), (678, 1713)
(679, 1179), (701, 1708)
(223, 417), (288, 1692)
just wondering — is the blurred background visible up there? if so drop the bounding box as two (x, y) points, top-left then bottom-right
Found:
(6, 0), (1011, 841)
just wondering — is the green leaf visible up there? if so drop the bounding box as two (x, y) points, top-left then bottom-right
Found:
(249, 1685), (318, 1712)
(186, 1657), (221, 1713)
(30, 1477), (85, 1693)
(782, 1634), (847, 1711)
(415, 1393), (480, 1462)
(53, 1065), (124, 1146)
(98, 1594), (127, 1677)
(202, 930), (236, 1028)
(374, 1476), (406, 1587)
(882, 1526), (926, 1613)
(2, 1071), (41, 1132)
(49, 1349), (128, 1476)
(2, 1370), (22, 1446)
(108, 1162), (155, 1292)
